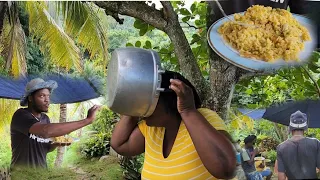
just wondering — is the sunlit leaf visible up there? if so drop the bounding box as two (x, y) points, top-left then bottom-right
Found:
(26, 1), (81, 72)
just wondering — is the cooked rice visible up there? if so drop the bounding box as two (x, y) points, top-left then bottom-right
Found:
(218, 5), (311, 62)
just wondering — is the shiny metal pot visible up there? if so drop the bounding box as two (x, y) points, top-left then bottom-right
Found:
(106, 47), (165, 117)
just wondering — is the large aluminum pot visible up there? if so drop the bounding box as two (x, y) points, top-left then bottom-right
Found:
(106, 47), (165, 117)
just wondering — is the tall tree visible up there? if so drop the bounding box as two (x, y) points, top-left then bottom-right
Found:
(54, 104), (67, 168)
(94, 1), (247, 118)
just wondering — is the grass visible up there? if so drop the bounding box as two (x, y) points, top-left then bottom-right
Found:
(11, 167), (77, 180)
(5, 136), (123, 180)
(0, 132), (12, 168)
(71, 156), (123, 180)
(1, 125), (124, 180)
(10, 156), (123, 180)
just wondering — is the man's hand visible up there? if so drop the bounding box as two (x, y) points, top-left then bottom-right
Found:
(169, 79), (196, 114)
(86, 105), (102, 124)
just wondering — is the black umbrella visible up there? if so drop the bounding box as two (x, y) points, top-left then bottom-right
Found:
(0, 74), (103, 104)
(262, 99), (320, 128)
(239, 99), (320, 128)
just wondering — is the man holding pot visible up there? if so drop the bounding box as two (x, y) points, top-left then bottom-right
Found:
(110, 71), (236, 180)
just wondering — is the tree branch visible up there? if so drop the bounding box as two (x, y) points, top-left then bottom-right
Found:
(94, 1), (167, 31)
(238, 70), (274, 80)
(95, 1), (208, 102)
(160, 1), (178, 21)
(160, 2), (209, 101)
(301, 66), (320, 97)
(180, 21), (199, 29)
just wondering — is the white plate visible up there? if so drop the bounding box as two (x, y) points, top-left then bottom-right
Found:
(207, 12), (318, 72)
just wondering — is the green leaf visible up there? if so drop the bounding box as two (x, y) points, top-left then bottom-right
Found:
(134, 19), (147, 29)
(191, 34), (201, 44)
(139, 25), (148, 36)
(0, 13), (27, 77)
(180, 8), (191, 16)
(202, 71), (209, 77)
(159, 48), (169, 54)
(195, 19), (203, 26)
(148, 25), (155, 31)
(182, 16), (190, 22)
(170, 57), (178, 65)
(145, 40), (152, 49)
(308, 63), (320, 73)
(190, 3), (196, 13)
(305, 81), (315, 91)
(168, 43), (174, 51)
(135, 41), (141, 47)
(126, 43), (134, 47)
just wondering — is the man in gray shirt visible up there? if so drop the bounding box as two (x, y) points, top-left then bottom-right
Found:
(277, 111), (320, 180)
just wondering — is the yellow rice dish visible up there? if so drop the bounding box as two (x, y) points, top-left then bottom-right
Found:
(218, 5), (311, 62)
(52, 136), (73, 143)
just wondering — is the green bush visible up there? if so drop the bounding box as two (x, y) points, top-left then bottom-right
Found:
(79, 107), (117, 158)
(120, 154), (144, 180)
(80, 133), (111, 158)
(91, 107), (119, 134)
(265, 150), (277, 163)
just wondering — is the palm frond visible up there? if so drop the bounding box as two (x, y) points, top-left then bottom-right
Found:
(25, 1), (81, 72)
(0, 99), (20, 133)
(0, 5), (27, 78)
(58, 2), (108, 61)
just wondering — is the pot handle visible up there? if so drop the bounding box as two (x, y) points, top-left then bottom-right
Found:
(156, 67), (165, 92)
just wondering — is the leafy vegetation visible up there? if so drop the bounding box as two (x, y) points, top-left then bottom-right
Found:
(0, 132), (11, 168)
(80, 133), (111, 158)
(120, 154), (144, 180)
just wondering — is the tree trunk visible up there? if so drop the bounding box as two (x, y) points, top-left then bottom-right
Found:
(206, 2), (242, 119)
(54, 104), (67, 167)
(0, 2), (7, 36)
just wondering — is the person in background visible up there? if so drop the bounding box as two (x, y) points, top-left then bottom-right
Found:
(277, 111), (320, 180)
(241, 135), (272, 180)
(233, 139), (247, 180)
(11, 78), (101, 169)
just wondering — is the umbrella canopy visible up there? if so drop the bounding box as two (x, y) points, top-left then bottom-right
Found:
(238, 99), (320, 128)
(0, 74), (103, 104)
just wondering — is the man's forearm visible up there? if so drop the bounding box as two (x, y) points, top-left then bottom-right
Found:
(181, 110), (236, 179)
(44, 119), (90, 137)
(31, 118), (91, 138)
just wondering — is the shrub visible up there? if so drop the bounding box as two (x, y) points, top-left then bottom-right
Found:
(257, 136), (279, 152)
(120, 154), (144, 180)
(91, 107), (119, 134)
(80, 133), (111, 158)
(265, 150), (277, 163)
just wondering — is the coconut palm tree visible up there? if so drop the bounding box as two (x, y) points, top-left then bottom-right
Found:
(0, 1), (108, 77)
